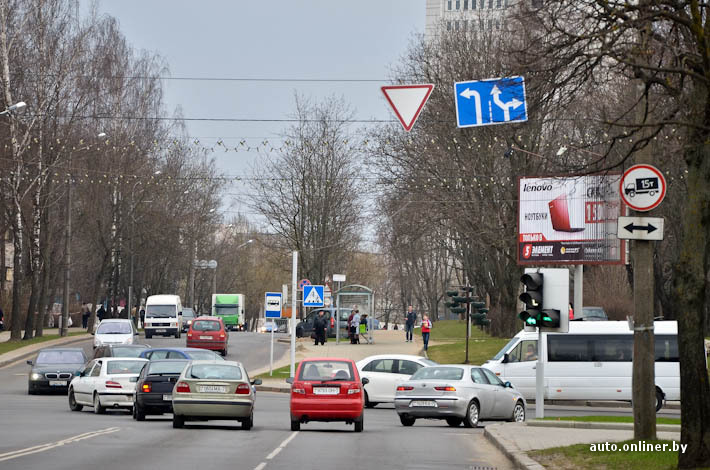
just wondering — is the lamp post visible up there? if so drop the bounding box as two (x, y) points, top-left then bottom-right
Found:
(0, 101), (26, 116)
(192, 239), (252, 312)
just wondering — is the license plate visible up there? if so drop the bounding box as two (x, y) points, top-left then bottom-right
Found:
(410, 400), (437, 407)
(163, 394), (172, 401)
(156, 329), (166, 333)
(49, 380), (67, 386)
(200, 336), (213, 340)
(313, 387), (339, 395)
(198, 385), (227, 393)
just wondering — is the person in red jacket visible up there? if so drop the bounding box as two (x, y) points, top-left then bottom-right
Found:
(421, 314), (432, 352)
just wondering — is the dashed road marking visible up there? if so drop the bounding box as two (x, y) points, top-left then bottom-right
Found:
(0, 427), (120, 462)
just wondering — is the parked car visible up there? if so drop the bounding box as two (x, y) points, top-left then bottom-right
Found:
(286, 358), (368, 432)
(27, 348), (87, 394)
(573, 306), (609, 321)
(394, 365), (526, 428)
(186, 316), (229, 356)
(138, 347), (224, 361)
(181, 308), (196, 333)
(68, 357), (148, 413)
(93, 318), (139, 349)
(295, 308), (351, 338)
(133, 359), (189, 421)
(172, 360), (261, 429)
(92, 344), (151, 360)
(356, 354), (437, 407)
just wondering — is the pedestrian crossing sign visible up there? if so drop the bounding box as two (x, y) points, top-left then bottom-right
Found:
(303, 285), (325, 307)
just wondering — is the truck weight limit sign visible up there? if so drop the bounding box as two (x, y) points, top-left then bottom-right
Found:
(619, 164), (667, 212)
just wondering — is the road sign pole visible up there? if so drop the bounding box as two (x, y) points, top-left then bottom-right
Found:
(290, 251), (298, 378)
(535, 327), (544, 418)
(336, 281), (341, 345)
(270, 322), (274, 376)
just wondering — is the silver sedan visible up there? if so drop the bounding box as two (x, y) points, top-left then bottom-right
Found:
(394, 364), (526, 427)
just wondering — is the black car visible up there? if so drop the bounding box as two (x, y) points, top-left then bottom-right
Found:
(295, 308), (352, 338)
(91, 344), (152, 360)
(27, 348), (87, 394)
(133, 359), (189, 420)
(181, 308), (196, 333)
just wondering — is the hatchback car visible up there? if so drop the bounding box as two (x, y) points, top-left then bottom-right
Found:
(138, 347), (224, 361)
(287, 358), (368, 432)
(133, 359), (189, 421)
(27, 348), (87, 394)
(181, 308), (196, 333)
(394, 365), (526, 428)
(93, 319), (139, 349)
(92, 344), (151, 359)
(186, 316), (229, 356)
(68, 357), (148, 413)
(356, 354), (437, 407)
(172, 360), (261, 430)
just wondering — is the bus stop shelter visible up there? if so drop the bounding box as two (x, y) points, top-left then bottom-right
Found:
(335, 284), (374, 344)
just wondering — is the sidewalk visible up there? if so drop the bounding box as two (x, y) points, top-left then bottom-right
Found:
(0, 328), (92, 368)
(253, 329), (422, 392)
(484, 421), (682, 470)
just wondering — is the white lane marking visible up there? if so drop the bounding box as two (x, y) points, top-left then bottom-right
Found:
(266, 431), (299, 460)
(0, 427), (120, 462)
(14, 373), (25, 376)
(254, 463), (267, 470)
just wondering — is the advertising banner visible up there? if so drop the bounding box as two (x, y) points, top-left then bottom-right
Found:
(518, 174), (625, 265)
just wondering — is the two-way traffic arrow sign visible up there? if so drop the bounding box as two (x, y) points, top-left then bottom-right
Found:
(617, 216), (664, 241)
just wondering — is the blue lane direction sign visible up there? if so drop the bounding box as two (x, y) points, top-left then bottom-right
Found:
(454, 76), (527, 128)
(265, 292), (282, 318)
(303, 285), (325, 308)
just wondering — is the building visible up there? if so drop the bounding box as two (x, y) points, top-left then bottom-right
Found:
(425, 0), (516, 39)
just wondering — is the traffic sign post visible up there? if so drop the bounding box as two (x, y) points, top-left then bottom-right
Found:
(617, 216), (664, 241)
(381, 84), (434, 132)
(303, 285), (325, 308)
(298, 278), (311, 291)
(265, 292), (282, 318)
(454, 76), (527, 128)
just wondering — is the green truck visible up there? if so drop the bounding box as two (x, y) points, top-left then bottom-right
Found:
(211, 294), (245, 331)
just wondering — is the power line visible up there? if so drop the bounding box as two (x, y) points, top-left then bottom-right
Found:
(20, 74), (390, 83)
(32, 114), (395, 123)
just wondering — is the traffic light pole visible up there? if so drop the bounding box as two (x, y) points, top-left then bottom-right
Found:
(465, 288), (470, 364)
(535, 328), (544, 418)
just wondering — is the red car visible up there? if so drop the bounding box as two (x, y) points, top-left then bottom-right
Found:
(186, 316), (229, 356)
(286, 357), (368, 432)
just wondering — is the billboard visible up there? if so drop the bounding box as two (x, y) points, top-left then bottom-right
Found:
(518, 174), (625, 265)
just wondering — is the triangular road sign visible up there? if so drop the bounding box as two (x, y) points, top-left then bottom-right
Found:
(381, 84), (434, 132)
(304, 286), (323, 305)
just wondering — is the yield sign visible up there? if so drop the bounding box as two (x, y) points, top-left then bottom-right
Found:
(381, 84), (434, 132)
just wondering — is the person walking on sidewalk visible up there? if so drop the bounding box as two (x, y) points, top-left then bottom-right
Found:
(313, 310), (327, 346)
(421, 314), (432, 351)
(405, 306), (417, 342)
(81, 303), (90, 329)
(359, 314), (370, 344)
(350, 309), (361, 344)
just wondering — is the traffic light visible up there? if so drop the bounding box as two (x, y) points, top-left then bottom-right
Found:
(471, 301), (488, 326)
(540, 309), (560, 328)
(519, 272), (544, 327)
(446, 290), (466, 317)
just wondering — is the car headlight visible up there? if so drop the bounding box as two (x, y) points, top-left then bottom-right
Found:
(30, 372), (42, 381)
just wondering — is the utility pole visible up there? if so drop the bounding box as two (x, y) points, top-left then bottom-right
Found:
(60, 161), (72, 337)
(465, 285), (471, 364)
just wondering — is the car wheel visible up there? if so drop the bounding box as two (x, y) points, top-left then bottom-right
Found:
(296, 327), (303, 338)
(399, 415), (416, 427)
(69, 389), (83, 412)
(173, 414), (185, 428)
(290, 418), (300, 431)
(510, 401), (525, 423)
(93, 393), (105, 414)
(463, 400), (479, 428)
(364, 391), (378, 409)
(656, 389), (664, 412)
(134, 403), (146, 421)
(446, 418), (462, 427)
(27, 384), (36, 395)
(242, 412), (253, 430)
(354, 413), (364, 432)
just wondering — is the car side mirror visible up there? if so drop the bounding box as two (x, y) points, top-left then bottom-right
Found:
(361, 377), (369, 385)
(75, 371), (83, 377)
(502, 353), (509, 364)
(26, 360), (33, 366)
(251, 378), (262, 386)
(504, 381), (512, 388)
(285, 377), (294, 384)
(90, 331), (95, 335)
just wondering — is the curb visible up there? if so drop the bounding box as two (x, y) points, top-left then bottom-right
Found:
(527, 420), (681, 432)
(483, 423), (545, 470)
(0, 334), (92, 369)
(255, 385), (290, 394)
(528, 399), (680, 410)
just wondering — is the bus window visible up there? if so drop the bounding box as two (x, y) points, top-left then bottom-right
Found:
(548, 335), (592, 362)
(592, 336), (633, 362)
(655, 335), (679, 362)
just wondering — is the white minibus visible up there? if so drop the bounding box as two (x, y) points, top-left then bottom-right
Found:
(144, 295), (183, 339)
(483, 321), (679, 411)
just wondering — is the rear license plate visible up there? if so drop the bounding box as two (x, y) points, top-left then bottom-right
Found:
(163, 394), (172, 401)
(313, 387), (339, 395)
(198, 385), (227, 393)
(155, 329), (166, 333)
(410, 400), (437, 407)
(200, 336), (213, 340)
(49, 380), (67, 386)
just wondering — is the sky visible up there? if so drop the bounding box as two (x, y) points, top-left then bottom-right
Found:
(94, 0), (427, 223)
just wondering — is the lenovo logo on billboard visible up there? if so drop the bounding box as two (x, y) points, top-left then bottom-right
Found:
(517, 175), (625, 265)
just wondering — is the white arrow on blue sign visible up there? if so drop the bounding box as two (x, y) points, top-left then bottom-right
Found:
(454, 76), (527, 128)
(303, 285), (324, 307)
(265, 292), (282, 318)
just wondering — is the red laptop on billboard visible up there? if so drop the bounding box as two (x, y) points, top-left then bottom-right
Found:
(548, 193), (584, 232)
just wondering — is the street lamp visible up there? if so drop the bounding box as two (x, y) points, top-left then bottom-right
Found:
(0, 101), (26, 116)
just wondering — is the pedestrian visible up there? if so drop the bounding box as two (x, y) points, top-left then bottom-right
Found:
(97, 304), (106, 322)
(139, 308), (145, 327)
(131, 305), (138, 328)
(351, 309), (360, 344)
(81, 302), (90, 329)
(313, 310), (327, 346)
(347, 310), (354, 343)
(405, 305), (417, 342)
(0, 305), (4, 331)
(359, 314), (369, 344)
(421, 314), (432, 351)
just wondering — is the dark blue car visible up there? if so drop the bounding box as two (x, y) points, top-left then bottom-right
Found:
(138, 347), (224, 361)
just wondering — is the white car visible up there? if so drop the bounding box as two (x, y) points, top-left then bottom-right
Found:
(94, 319), (139, 349)
(68, 357), (148, 414)
(356, 354), (437, 408)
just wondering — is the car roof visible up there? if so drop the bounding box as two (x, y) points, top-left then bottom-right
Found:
(98, 318), (132, 323)
(356, 354), (429, 364)
(301, 357), (355, 364)
(38, 347), (85, 352)
(100, 357), (148, 362)
(107, 344), (149, 348)
(144, 347), (205, 352)
(188, 359), (243, 367)
(147, 359), (190, 364)
(193, 316), (221, 321)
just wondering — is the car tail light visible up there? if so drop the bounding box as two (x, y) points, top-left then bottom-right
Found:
(141, 383), (152, 393)
(219, 333), (225, 339)
(347, 387), (361, 395)
(292, 386), (305, 395)
(176, 382), (190, 393)
(235, 383), (251, 394)
(396, 386), (414, 391)
(187, 333), (192, 338)
(105, 380), (122, 389)
(434, 386), (456, 392)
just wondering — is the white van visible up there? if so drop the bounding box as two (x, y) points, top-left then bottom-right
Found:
(144, 295), (183, 339)
(483, 321), (679, 411)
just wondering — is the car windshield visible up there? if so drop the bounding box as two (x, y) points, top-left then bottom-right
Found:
(36, 351), (85, 364)
(111, 346), (148, 357)
(492, 337), (520, 361)
(193, 320), (221, 331)
(182, 310), (195, 319)
(187, 350), (224, 361)
(188, 364), (242, 380)
(146, 305), (176, 318)
(97, 322), (132, 334)
(106, 361), (146, 375)
(410, 366), (464, 381)
(583, 308), (606, 319)
(297, 360), (354, 381)
(148, 361), (188, 375)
